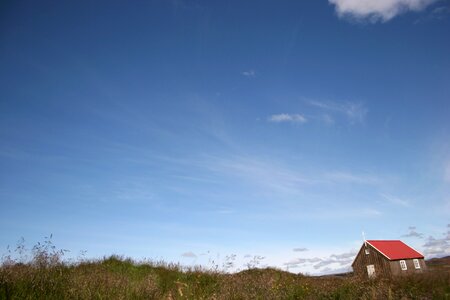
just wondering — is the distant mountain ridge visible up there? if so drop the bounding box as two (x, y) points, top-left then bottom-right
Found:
(426, 256), (450, 271)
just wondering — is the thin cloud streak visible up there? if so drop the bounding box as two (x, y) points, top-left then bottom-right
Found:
(307, 100), (367, 124)
(325, 171), (381, 185)
(414, 5), (450, 23)
(381, 193), (410, 207)
(245, 207), (382, 222)
(208, 155), (315, 195)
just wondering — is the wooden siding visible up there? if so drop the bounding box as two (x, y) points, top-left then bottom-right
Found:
(389, 258), (427, 276)
(352, 243), (391, 278)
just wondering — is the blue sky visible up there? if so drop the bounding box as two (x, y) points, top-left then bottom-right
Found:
(1, 0), (449, 274)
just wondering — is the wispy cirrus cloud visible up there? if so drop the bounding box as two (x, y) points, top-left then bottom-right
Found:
(268, 113), (307, 123)
(249, 207), (382, 222)
(329, 0), (437, 23)
(209, 155), (313, 195)
(415, 5), (450, 23)
(325, 171), (381, 185)
(307, 100), (367, 124)
(380, 193), (410, 207)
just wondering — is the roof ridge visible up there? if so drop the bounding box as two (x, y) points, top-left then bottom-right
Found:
(366, 239), (401, 241)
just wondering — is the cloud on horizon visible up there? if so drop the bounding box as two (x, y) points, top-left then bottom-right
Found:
(284, 250), (356, 272)
(329, 0), (437, 22)
(268, 113), (307, 123)
(422, 224), (450, 258)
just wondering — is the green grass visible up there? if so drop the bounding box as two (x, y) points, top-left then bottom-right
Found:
(1, 239), (449, 299)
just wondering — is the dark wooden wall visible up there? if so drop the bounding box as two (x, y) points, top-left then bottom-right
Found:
(352, 243), (391, 278)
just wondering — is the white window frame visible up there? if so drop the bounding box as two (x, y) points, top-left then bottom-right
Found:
(413, 259), (420, 269)
(367, 264), (375, 278)
(365, 248), (370, 255)
(399, 260), (407, 271)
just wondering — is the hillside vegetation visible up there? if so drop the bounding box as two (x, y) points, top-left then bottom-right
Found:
(1, 239), (449, 299)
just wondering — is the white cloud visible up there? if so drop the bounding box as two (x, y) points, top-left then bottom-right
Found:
(293, 247), (308, 252)
(242, 70), (256, 77)
(330, 252), (357, 260)
(329, 0), (437, 22)
(307, 100), (367, 124)
(181, 251), (197, 258)
(381, 193), (410, 207)
(307, 257), (322, 263)
(268, 113), (307, 123)
(402, 226), (424, 238)
(284, 250), (356, 272)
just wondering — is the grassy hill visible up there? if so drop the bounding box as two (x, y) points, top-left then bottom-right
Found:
(1, 242), (449, 299)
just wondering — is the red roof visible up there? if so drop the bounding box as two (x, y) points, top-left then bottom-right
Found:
(367, 240), (424, 260)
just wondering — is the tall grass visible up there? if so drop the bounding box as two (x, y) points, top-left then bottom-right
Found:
(1, 238), (449, 299)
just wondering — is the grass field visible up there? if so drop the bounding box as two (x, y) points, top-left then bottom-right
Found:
(1, 239), (449, 299)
